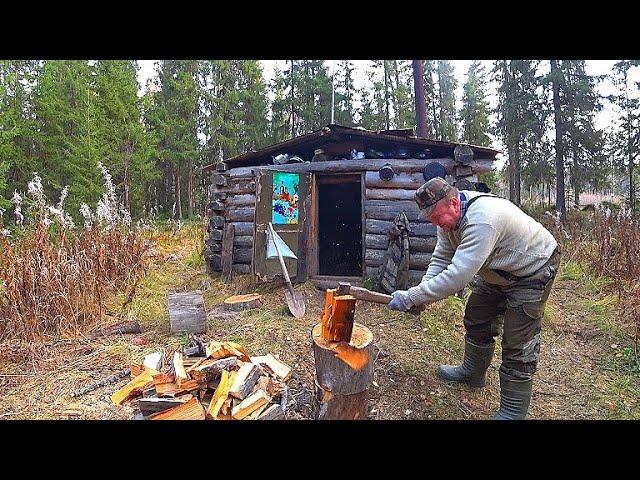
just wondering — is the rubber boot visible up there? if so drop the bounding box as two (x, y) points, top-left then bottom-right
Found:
(493, 371), (533, 420)
(436, 339), (495, 388)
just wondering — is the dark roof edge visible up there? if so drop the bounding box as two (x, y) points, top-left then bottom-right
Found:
(203, 124), (501, 172)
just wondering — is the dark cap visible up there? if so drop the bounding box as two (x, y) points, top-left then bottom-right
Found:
(415, 177), (453, 220)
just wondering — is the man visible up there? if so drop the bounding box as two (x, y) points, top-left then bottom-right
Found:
(388, 177), (560, 420)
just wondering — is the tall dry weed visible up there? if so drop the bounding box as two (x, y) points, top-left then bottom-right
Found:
(543, 207), (640, 352)
(0, 166), (153, 342)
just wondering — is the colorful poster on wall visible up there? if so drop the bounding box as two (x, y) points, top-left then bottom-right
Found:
(272, 172), (299, 224)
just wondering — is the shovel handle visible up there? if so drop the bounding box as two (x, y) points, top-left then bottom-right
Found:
(268, 223), (295, 296)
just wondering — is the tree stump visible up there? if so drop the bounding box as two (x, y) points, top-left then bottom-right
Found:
(223, 293), (263, 312)
(312, 319), (374, 420)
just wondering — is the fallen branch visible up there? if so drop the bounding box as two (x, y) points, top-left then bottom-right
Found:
(71, 368), (131, 398)
(91, 321), (142, 339)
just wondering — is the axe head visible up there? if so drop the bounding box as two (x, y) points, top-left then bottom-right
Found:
(336, 282), (352, 296)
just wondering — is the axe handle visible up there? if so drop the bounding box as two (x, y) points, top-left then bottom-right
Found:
(346, 286), (392, 305)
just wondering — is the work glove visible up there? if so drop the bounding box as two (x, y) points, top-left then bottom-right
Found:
(389, 290), (414, 312)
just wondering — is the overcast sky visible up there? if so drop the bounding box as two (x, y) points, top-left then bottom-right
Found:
(136, 60), (640, 164)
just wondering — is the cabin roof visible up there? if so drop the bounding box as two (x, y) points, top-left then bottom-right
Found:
(203, 124), (500, 171)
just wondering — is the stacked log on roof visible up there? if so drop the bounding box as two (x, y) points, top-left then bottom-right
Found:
(111, 340), (291, 420)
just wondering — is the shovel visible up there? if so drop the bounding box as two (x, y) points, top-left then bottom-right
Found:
(267, 223), (306, 318)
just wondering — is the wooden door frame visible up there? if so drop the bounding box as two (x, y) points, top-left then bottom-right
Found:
(308, 172), (364, 280)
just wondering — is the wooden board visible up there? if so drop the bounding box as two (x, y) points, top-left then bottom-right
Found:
(221, 223), (235, 282)
(138, 396), (190, 417)
(168, 291), (207, 335)
(149, 397), (206, 420)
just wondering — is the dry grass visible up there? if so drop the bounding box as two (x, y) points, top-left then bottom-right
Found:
(1, 220), (638, 419)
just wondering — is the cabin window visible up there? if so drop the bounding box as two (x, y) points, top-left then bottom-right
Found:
(317, 175), (362, 276)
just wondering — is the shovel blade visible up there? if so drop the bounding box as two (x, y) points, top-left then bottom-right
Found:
(285, 290), (306, 318)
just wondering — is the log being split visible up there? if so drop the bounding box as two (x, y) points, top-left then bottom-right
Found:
(312, 290), (374, 420)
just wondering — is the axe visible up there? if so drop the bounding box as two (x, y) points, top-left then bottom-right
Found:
(336, 282), (424, 316)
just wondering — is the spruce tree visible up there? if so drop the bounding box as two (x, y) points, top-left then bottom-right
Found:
(493, 60), (546, 206)
(460, 61), (491, 146)
(335, 60), (356, 126)
(155, 60), (201, 218)
(424, 60), (439, 138)
(33, 60), (102, 216)
(92, 60), (157, 214)
(0, 60), (40, 201)
(609, 60), (640, 214)
(268, 65), (290, 143)
(436, 60), (458, 141)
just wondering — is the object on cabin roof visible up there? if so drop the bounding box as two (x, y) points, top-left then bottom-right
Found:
(454, 145), (474, 164)
(273, 153), (305, 165)
(203, 124), (499, 170)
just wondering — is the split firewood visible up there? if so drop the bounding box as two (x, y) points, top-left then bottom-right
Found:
(190, 357), (241, 384)
(223, 293), (263, 312)
(244, 402), (269, 420)
(322, 295), (356, 343)
(231, 389), (271, 420)
(152, 373), (175, 385)
(149, 397), (206, 420)
(250, 354), (292, 381)
(91, 320), (142, 339)
(183, 356), (205, 370)
(257, 404), (285, 420)
(184, 357), (207, 374)
(139, 396), (191, 417)
(131, 364), (145, 377)
(143, 352), (162, 371)
(220, 397), (233, 417)
(173, 351), (189, 384)
(320, 288), (337, 339)
(207, 369), (236, 419)
(70, 368), (132, 398)
(142, 385), (157, 398)
(205, 341), (251, 362)
(229, 362), (262, 400)
(183, 346), (202, 357)
(111, 369), (156, 405)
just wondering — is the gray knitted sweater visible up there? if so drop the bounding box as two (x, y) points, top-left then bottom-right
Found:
(406, 191), (558, 307)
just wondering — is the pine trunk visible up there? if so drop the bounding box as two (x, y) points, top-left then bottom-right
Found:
(551, 59), (566, 222)
(175, 170), (183, 219)
(383, 61), (390, 130)
(188, 159), (194, 218)
(413, 60), (427, 137)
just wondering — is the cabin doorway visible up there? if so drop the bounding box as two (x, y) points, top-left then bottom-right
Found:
(316, 175), (363, 277)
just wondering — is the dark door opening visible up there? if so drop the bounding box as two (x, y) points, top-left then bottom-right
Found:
(318, 177), (362, 276)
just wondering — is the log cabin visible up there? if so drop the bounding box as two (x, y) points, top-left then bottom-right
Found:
(202, 124), (499, 288)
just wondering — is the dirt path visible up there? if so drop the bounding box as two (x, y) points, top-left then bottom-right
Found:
(1, 243), (637, 419)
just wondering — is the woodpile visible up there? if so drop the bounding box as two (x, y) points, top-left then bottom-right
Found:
(111, 340), (291, 420)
